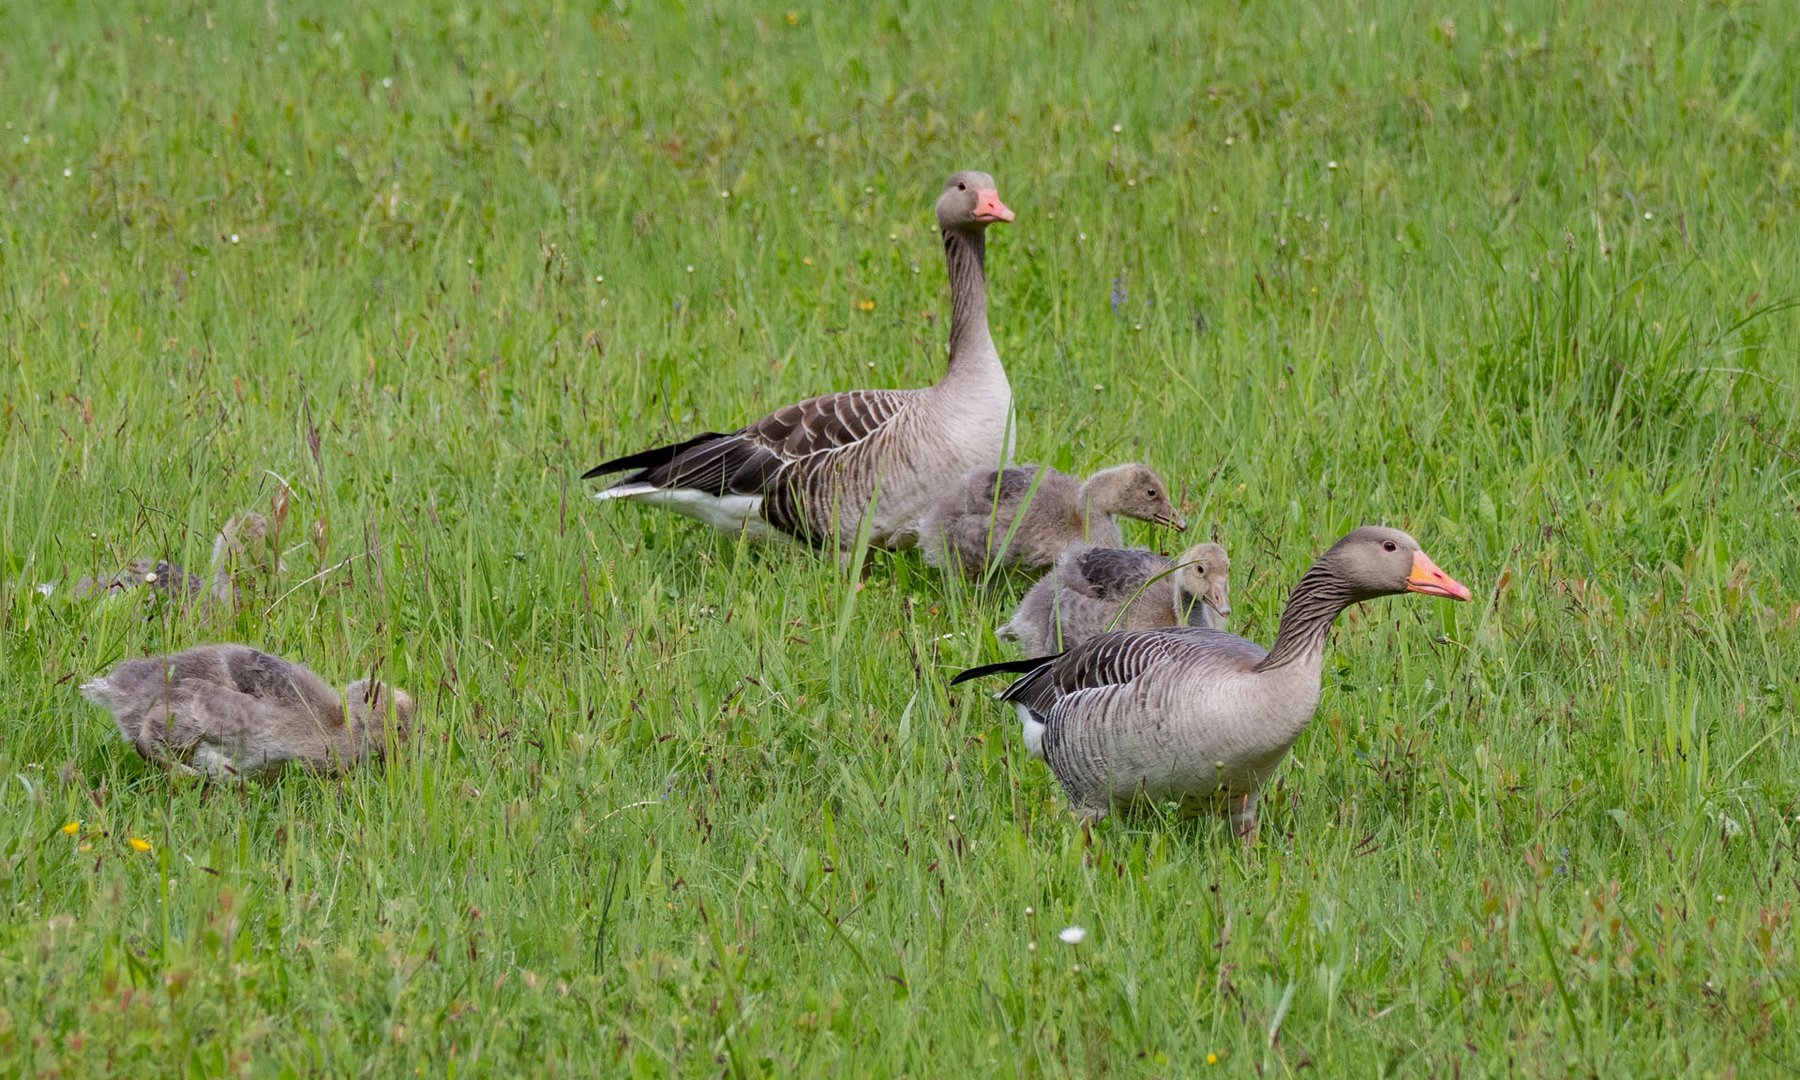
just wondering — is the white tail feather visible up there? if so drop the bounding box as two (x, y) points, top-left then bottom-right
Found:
(592, 484), (660, 502)
(1015, 704), (1047, 760)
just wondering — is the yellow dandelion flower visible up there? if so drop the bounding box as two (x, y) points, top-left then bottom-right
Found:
(857, 299), (876, 312)
(62, 821), (80, 836)
(128, 837), (153, 853)
(785, 11), (799, 25)
(1207, 1053), (1219, 1065)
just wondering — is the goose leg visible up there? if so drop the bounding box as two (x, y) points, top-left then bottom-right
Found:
(1229, 793), (1259, 845)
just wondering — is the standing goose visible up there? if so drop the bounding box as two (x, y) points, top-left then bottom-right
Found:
(82, 644), (414, 779)
(999, 541), (1231, 655)
(919, 463), (1185, 575)
(953, 527), (1469, 838)
(583, 171), (1016, 548)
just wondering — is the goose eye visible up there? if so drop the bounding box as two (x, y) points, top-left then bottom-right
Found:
(1382, 540), (1397, 552)
(956, 181), (967, 191)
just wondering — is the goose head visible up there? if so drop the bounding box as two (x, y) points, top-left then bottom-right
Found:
(937, 171), (1014, 232)
(1172, 542), (1232, 622)
(1320, 526), (1471, 602)
(346, 679), (416, 755)
(1081, 464), (1186, 530)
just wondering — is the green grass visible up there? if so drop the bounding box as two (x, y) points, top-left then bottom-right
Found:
(3, 0), (1798, 1074)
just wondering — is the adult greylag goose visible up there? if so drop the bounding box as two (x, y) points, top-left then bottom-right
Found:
(583, 171), (1016, 548)
(953, 526), (1469, 838)
(999, 541), (1231, 654)
(82, 644), (414, 779)
(919, 463), (1185, 575)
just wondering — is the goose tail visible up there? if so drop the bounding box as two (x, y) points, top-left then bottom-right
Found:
(79, 675), (119, 708)
(581, 432), (732, 483)
(949, 654), (1057, 686)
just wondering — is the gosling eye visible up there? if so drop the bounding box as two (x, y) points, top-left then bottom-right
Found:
(1146, 489), (1157, 498)
(1382, 540), (1398, 553)
(956, 181), (967, 191)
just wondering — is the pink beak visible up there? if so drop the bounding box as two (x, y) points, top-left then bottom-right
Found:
(1405, 550), (1472, 601)
(973, 189), (1015, 223)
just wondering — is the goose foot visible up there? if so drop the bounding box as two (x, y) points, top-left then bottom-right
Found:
(1229, 793), (1259, 845)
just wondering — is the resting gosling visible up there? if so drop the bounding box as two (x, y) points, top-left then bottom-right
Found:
(82, 644), (413, 779)
(920, 463), (1185, 575)
(1000, 541), (1231, 655)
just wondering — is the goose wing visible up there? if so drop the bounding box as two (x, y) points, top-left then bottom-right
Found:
(996, 626), (1267, 716)
(1063, 547), (1172, 601)
(586, 387), (914, 496)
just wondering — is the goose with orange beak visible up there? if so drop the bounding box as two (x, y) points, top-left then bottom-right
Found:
(584, 170), (1017, 550)
(954, 526), (1470, 839)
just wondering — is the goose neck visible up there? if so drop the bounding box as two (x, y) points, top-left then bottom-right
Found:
(1255, 563), (1358, 673)
(942, 229), (997, 378)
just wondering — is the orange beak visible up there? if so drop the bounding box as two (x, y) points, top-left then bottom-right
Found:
(973, 189), (1015, 223)
(1405, 550), (1471, 601)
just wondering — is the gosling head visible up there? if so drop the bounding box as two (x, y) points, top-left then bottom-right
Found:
(1081, 464), (1186, 530)
(936, 170), (1015, 234)
(345, 678), (416, 757)
(1172, 542), (1232, 626)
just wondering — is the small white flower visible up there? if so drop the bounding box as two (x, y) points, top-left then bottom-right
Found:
(143, 571), (158, 584)
(382, 76), (394, 88)
(1327, 160), (1339, 170)
(1059, 926), (1086, 945)
(1111, 123), (1123, 133)
(686, 265), (694, 273)
(230, 233), (240, 243)
(63, 167), (72, 177)
(595, 275), (603, 283)
(1643, 211), (1653, 221)
(35, 583), (53, 597)
(720, 189), (730, 198)
(1715, 894), (1726, 904)
(1024, 906), (1034, 916)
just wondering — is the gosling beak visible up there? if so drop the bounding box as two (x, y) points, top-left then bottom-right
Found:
(1405, 550), (1472, 601)
(973, 189), (1015, 223)
(1208, 580), (1231, 618)
(1158, 511), (1188, 531)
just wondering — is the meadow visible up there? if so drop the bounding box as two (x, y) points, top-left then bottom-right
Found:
(2, 0), (1798, 1074)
